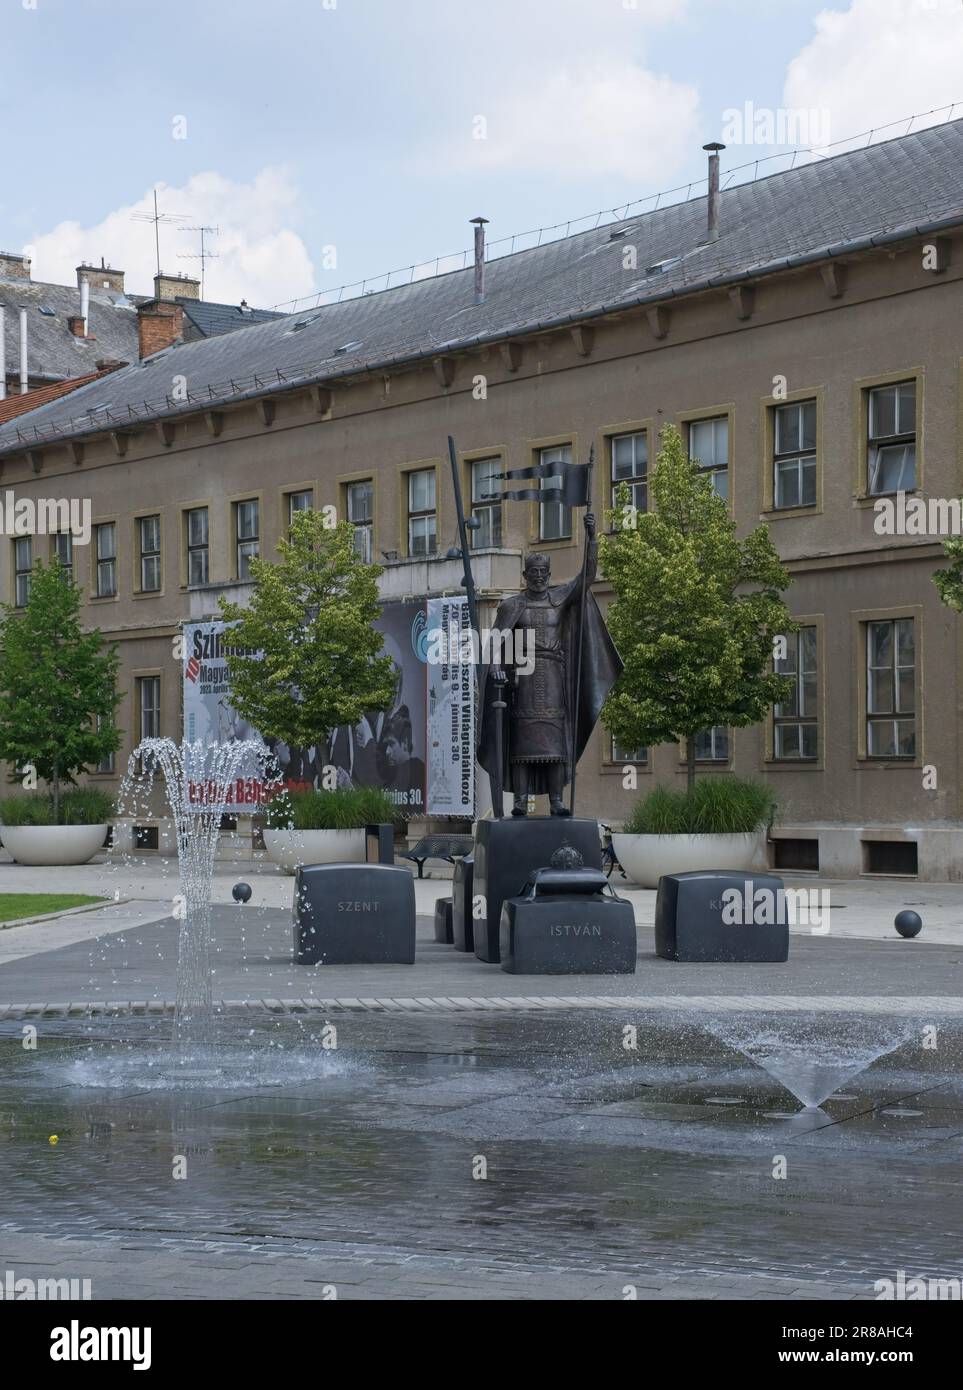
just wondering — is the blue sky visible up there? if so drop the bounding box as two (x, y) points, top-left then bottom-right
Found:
(2, 0), (961, 307)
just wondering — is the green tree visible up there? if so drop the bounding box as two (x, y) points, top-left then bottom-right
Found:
(219, 509), (396, 751)
(600, 424), (795, 789)
(0, 560), (122, 823)
(934, 534), (963, 613)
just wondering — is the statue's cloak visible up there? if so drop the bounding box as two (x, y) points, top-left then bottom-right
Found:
(478, 580), (623, 793)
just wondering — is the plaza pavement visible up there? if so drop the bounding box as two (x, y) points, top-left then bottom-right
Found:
(3, 849), (962, 1302)
(0, 848), (961, 1011)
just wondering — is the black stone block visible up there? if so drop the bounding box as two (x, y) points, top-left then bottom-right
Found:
(434, 896), (454, 944)
(293, 863), (415, 965)
(451, 855), (474, 953)
(500, 892), (637, 974)
(655, 871), (790, 963)
(473, 818), (602, 963)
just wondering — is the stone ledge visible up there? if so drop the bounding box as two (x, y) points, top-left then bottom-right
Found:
(2, 992), (962, 1019)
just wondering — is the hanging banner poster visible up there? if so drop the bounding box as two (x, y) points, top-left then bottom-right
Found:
(182, 600), (476, 819)
(424, 596), (475, 817)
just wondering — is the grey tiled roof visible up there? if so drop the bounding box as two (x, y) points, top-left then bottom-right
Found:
(0, 277), (139, 383)
(4, 118), (963, 455)
(179, 298), (286, 340)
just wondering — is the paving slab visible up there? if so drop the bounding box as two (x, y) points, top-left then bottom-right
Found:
(0, 902), (959, 1010)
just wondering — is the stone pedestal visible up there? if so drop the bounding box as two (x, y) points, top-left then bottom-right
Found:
(451, 855), (474, 952)
(472, 818), (602, 963)
(500, 890), (637, 974)
(434, 897), (454, 944)
(655, 871), (789, 963)
(293, 863), (415, 965)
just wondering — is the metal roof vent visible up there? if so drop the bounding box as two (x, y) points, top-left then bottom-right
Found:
(646, 256), (682, 275)
(287, 312), (322, 333)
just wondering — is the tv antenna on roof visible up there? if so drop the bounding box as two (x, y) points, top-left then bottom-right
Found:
(178, 224), (220, 299)
(131, 189), (190, 278)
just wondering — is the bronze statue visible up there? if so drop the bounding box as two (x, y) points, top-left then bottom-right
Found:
(478, 512), (623, 816)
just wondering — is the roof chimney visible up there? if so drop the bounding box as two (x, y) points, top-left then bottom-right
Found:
(77, 259), (125, 294)
(470, 217), (489, 305)
(704, 142), (725, 241)
(0, 306), (6, 400)
(0, 251), (31, 282)
(19, 306), (29, 394)
(154, 270), (200, 303)
(137, 298), (184, 358)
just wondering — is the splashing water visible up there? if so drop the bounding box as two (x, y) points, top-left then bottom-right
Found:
(119, 738), (280, 1062)
(705, 1013), (914, 1109)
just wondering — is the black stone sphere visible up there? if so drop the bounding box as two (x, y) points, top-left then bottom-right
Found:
(232, 882), (253, 904)
(894, 910), (923, 939)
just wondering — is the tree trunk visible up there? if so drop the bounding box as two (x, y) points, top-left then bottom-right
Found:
(52, 758), (61, 826)
(685, 735), (697, 792)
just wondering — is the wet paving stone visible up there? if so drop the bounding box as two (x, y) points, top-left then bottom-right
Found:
(1, 1009), (961, 1299)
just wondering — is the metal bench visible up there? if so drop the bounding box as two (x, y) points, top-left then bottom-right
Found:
(403, 834), (474, 879)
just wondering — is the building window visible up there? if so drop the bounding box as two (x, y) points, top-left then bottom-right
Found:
(866, 617), (916, 757)
(868, 381), (916, 495)
(773, 401), (817, 509)
(688, 417), (729, 500)
(287, 489), (313, 529)
(407, 469), (437, 557)
(346, 481), (373, 563)
(694, 726), (729, 761)
(187, 507), (209, 587)
(610, 431), (647, 519)
(774, 626), (818, 759)
(94, 523), (116, 598)
(470, 458), (502, 548)
(539, 444), (572, 541)
(234, 499), (260, 580)
(136, 675), (161, 743)
(51, 532), (73, 580)
(14, 537), (32, 607)
(611, 737), (648, 764)
(139, 515), (161, 592)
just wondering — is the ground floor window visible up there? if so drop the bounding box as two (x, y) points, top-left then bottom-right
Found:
(866, 617), (916, 757)
(774, 625), (818, 759)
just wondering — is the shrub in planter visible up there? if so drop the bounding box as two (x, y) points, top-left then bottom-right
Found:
(0, 788), (115, 866)
(614, 778), (775, 888)
(265, 787), (399, 831)
(262, 787), (399, 872)
(0, 788), (115, 827)
(623, 779), (775, 836)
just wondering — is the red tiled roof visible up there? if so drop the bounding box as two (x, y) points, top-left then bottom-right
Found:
(0, 366), (120, 425)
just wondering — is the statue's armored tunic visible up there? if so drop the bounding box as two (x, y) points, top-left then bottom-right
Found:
(511, 594), (571, 768)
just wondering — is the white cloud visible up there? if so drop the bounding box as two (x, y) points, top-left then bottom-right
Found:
(784, 0), (963, 149)
(414, 0), (698, 182)
(443, 63), (701, 181)
(24, 168), (315, 308)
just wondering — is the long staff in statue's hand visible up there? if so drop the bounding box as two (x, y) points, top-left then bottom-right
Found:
(490, 666), (507, 820)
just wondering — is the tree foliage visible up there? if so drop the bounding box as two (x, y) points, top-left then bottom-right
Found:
(0, 560), (121, 822)
(934, 535), (963, 613)
(219, 509), (396, 749)
(600, 424), (795, 784)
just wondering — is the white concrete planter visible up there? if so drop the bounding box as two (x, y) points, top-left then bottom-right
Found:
(263, 827), (366, 874)
(612, 830), (765, 889)
(0, 824), (108, 867)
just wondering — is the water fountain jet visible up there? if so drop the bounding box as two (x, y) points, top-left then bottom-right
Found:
(120, 738), (279, 1069)
(704, 1013), (914, 1109)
